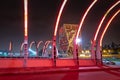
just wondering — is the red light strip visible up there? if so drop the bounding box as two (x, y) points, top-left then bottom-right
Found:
(100, 10), (120, 46)
(24, 0), (28, 40)
(29, 41), (35, 49)
(93, 1), (120, 41)
(9, 42), (12, 51)
(76, 0), (97, 41)
(37, 41), (43, 49)
(54, 0), (67, 36)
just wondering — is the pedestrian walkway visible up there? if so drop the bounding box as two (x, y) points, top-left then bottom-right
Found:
(0, 65), (119, 75)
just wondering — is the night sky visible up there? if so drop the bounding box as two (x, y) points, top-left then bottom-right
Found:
(0, 0), (120, 52)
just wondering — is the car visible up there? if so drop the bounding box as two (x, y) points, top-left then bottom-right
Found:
(103, 59), (115, 65)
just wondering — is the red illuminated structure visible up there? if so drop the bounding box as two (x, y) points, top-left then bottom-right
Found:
(20, 42), (25, 56)
(99, 10), (120, 47)
(96, 10), (120, 65)
(76, 0), (97, 39)
(37, 41), (43, 49)
(53, 0), (67, 66)
(43, 41), (52, 57)
(24, 0), (28, 67)
(9, 41), (13, 57)
(91, 1), (120, 62)
(29, 41), (38, 56)
(75, 0), (97, 65)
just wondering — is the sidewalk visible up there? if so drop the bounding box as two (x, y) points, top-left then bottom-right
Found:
(0, 65), (119, 75)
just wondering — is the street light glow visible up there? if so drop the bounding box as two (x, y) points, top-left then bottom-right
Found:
(49, 46), (52, 49)
(76, 0), (97, 39)
(29, 48), (36, 55)
(76, 38), (81, 44)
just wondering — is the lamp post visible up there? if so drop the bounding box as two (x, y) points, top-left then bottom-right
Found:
(53, 0), (67, 67)
(9, 41), (13, 57)
(74, 38), (81, 66)
(92, 1), (120, 64)
(52, 37), (56, 66)
(24, 0), (28, 67)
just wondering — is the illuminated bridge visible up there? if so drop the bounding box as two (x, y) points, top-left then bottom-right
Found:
(0, 0), (120, 69)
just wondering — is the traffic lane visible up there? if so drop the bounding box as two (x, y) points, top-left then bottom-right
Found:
(0, 70), (120, 80)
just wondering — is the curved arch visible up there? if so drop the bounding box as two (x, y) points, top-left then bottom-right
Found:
(29, 41), (35, 49)
(76, 0), (97, 42)
(52, 0), (67, 65)
(20, 42), (25, 56)
(73, 0), (97, 62)
(44, 41), (53, 57)
(91, 1), (120, 59)
(100, 10), (120, 47)
(37, 41), (43, 49)
(93, 1), (120, 41)
(96, 10), (120, 62)
(43, 41), (52, 54)
(29, 41), (38, 56)
(45, 41), (52, 49)
(53, 0), (67, 36)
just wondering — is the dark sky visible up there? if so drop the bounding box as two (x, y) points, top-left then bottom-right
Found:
(0, 0), (119, 52)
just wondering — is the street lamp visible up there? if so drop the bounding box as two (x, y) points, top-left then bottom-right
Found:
(53, 0), (67, 66)
(24, 0), (28, 67)
(76, 38), (81, 44)
(74, 38), (81, 66)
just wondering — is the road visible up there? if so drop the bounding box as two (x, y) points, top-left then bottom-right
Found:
(0, 69), (120, 80)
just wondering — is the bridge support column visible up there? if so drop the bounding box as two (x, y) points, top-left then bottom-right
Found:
(24, 43), (28, 67)
(91, 40), (97, 65)
(76, 46), (79, 66)
(96, 42), (103, 66)
(74, 39), (79, 66)
(53, 36), (56, 67)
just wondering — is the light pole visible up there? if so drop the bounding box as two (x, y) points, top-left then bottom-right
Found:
(75, 0), (98, 66)
(52, 37), (56, 66)
(24, 0), (28, 67)
(20, 42), (25, 57)
(91, 1), (120, 63)
(9, 41), (13, 57)
(53, 0), (67, 67)
(97, 10), (120, 66)
(74, 38), (81, 66)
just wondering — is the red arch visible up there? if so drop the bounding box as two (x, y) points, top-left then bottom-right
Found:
(91, 1), (120, 59)
(76, 0), (97, 42)
(52, 0), (67, 66)
(95, 10), (120, 64)
(93, 1), (120, 42)
(100, 10), (120, 47)
(53, 0), (67, 36)
(29, 41), (38, 56)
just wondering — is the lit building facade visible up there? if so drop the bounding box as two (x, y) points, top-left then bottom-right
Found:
(58, 24), (81, 56)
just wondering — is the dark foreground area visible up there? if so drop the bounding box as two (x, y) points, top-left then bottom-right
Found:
(0, 66), (120, 80)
